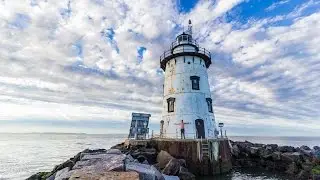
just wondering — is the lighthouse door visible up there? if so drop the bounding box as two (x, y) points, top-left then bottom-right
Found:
(195, 119), (205, 139)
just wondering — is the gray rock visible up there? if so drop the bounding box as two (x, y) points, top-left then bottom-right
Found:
(106, 148), (122, 154)
(54, 170), (74, 180)
(162, 158), (181, 176)
(126, 154), (135, 162)
(250, 147), (260, 156)
(259, 148), (273, 159)
(272, 151), (281, 161)
(300, 149), (313, 157)
(179, 166), (196, 180)
(285, 162), (299, 175)
(301, 163), (313, 171)
(266, 144), (278, 150)
(162, 175), (180, 180)
(126, 162), (159, 180)
(54, 167), (69, 180)
(69, 170), (139, 180)
(73, 154), (126, 171)
(300, 145), (311, 151)
(71, 152), (81, 164)
(177, 159), (186, 167)
(45, 174), (55, 180)
(52, 160), (74, 173)
(281, 152), (302, 163)
(142, 160), (149, 165)
(151, 165), (165, 180)
(232, 145), (240, 157)
(297, 170), (311, 180)
(152, 163), (161, 171)
(313, 146), (320, 151)
(157, 150), (174, 169)
(279, 146), (295, 153)
(80, 151), (107, 160)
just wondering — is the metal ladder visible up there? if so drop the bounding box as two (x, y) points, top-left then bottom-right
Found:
(202, 140), (209, 159)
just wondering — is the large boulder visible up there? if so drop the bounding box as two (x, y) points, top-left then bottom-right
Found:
(314, 146), (320, 151)
(265, 144), (278, 151)
(54, 167), (70, 180)
(162, 158), (181, 176)
(106, 149), (122, 154)
(69, 170), (139, 180)
(131, 148), (157, 165)
(281, 152), (302, 163)
(300, 145), (311, 151)
(231, 145), (240, 157)
(157, 151), (174, 169)
(279, 146), (295, 153)
(300, 148), (313, 157)
(73, 153), (126, 172)
(126, 161), (164, 180)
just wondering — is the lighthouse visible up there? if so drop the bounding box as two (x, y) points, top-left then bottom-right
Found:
(160, 20), (218, 139)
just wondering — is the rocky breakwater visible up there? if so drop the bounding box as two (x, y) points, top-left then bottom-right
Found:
(27, 143), (196, 180)
(231, 141), (320, 180)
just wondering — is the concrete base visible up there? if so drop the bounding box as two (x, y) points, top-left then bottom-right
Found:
(125, 138), (232, 176)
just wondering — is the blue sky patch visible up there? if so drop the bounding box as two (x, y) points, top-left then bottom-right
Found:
(9, 13), (31, 29)
(137, 46), (147, 64)
(71, 39), (83, 61)
(177, 0), (199, 13)
(101, 28), (119, 53)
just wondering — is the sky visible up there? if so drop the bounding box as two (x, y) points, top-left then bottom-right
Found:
(0, 0), (319, 136)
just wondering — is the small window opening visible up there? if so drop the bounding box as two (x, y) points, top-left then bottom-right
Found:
(190, 76), (200, 90)
(206, 98), (213, 113)
(167, 97), (175, 112)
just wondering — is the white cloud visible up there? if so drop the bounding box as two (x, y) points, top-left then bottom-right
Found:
(0, 0), (319, 135)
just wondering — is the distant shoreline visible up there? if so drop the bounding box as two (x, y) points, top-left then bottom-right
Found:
(1, 132), (320, 137)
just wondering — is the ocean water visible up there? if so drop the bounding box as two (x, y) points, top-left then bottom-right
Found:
(0, 133), (319, 180)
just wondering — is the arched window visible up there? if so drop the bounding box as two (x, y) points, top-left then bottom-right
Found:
(167, 97), (175, 112)
(190, 76), (200, 90)
(206, 98), (213, 113)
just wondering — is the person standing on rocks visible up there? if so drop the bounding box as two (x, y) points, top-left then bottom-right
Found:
(179, 120), (190, 139)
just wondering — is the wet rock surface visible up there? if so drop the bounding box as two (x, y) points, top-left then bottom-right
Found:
(231, 141), (320, 180)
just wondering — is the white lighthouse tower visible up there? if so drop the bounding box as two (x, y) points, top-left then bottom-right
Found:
(160, 20), (218, 139)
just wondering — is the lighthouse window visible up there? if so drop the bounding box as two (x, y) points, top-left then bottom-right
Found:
(167, 97), (175, 112)
(190, 76), (200, 90)
(206, 98), (213, 113)
(183, 35), (187, 41)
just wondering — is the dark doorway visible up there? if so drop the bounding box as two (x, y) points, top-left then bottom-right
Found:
(195, 119), (205, 139)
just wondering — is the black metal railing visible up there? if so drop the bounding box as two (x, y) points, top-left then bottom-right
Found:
(171, 39), (199, 49)
(160, 46), (211, 64)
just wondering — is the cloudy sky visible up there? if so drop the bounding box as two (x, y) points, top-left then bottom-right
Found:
(0, 0), (319, 136)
